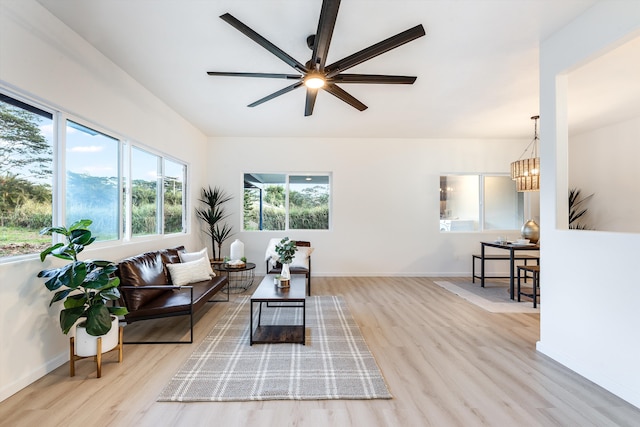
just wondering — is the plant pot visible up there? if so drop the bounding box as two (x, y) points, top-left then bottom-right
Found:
(75, 316), (119, 357)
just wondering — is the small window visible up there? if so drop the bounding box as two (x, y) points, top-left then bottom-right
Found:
(163, 158), (185, 234)
(243, 173), (331, 231)
(131, 147), (159, 237)
(440, 174), (523, 232)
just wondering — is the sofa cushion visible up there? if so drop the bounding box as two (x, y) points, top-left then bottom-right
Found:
(290, 247), (314, 268)
(166, 257), (213, 287)
(117, 251), (170, 311)
(179, 247), (215, 276)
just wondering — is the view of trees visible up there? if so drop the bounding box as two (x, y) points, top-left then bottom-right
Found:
(0, 97), (185, 258)
(244, 183), (329, 230)
(0, 101), (53, 256)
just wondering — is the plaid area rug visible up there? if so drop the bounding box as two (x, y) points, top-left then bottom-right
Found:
(158, 296), (392, 401)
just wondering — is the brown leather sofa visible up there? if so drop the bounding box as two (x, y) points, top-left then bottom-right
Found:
(116, 246), (228, 344)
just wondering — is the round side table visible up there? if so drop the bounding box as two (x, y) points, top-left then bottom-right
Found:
(213, 262), (256, 293)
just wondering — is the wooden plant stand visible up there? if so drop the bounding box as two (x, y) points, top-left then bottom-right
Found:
(69, 326), (124, 378)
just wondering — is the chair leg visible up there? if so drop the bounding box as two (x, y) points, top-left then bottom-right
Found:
(533, 271), (538, 308)
(517, 268), (522, 302)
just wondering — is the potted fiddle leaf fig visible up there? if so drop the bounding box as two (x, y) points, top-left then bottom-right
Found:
(38, 219), (128, 339)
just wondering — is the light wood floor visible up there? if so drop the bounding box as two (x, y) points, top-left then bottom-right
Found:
(1, 277), (638, 427)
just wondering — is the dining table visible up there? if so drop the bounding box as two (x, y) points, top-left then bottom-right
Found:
(480, 241), (540, 299)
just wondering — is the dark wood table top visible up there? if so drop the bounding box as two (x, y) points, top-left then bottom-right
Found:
(251, 275), (306, 301)
(481, 241), (540, 250)
(213, 262), (256, 272)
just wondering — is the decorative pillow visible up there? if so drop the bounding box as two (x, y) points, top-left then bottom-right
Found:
(264, 237), (284, 269)
(166, 257), (213, 286)
(264, 238), (282, 261)
(290, 247), (314, 268)
(179, 247), (215, 276)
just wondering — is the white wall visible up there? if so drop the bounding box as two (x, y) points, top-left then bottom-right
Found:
(538, 0), (640, 409)
(208, 137), (528, 276)
(570, 116), (640, 232)
(0, 1), (210, 401)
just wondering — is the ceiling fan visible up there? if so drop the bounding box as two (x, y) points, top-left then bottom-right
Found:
(207, 0), (425, 116)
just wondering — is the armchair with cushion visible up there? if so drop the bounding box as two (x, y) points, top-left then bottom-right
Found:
(265, 239), (313, 295)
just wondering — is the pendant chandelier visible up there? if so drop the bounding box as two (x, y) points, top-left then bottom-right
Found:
(511, 115), (540, 192)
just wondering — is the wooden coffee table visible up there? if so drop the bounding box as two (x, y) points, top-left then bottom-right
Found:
(249, 275), (306, 345)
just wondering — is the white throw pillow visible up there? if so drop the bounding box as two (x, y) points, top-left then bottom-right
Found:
(179, 247), (215, 276)
(167, 257), (213, 286)
(290, 247), (314, 268)
(264, 238), (282, 262)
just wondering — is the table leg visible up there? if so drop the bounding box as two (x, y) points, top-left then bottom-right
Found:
(250, 300), (254, 346)
(509, 249), (515, 300)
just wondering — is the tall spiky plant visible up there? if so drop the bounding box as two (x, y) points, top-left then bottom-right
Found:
(569, 188), (594, 229)
(195, 186), (234, 260)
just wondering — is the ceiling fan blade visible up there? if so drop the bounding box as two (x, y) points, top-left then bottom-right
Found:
(207, 71), (302, 80)
(305, 88), (319, 116)
(331, 74), (417, 84)
(220, 13), (307, 74)
(323, 84), (367, 111)
(311, 0), (341, 70)
(325, 24), (425, 78)
(247, 81), (304, 108)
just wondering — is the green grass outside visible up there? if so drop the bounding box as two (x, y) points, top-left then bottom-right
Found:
(0, 227), (51, 258)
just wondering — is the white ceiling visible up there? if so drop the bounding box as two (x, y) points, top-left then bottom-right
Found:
(35, 0), (636, 140)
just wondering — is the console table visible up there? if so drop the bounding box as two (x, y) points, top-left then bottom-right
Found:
(479, 241), (540, 299)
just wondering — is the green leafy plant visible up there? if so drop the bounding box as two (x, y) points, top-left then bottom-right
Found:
(275, 237), (297, 264)
(569, 188), (594, 230)
(38, 219), (127, 336)
(195, 186), (234, 260)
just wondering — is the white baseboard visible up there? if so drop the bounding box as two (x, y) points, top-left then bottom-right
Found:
(0, 351), (67, 403)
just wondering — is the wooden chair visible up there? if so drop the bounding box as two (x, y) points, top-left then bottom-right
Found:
(266, 240), (312, 295)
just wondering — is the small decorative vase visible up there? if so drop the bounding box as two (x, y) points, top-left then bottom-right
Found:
(281, 263), (291, 280)
(521, 219), (540, 244)
(229, 239), (244, 260)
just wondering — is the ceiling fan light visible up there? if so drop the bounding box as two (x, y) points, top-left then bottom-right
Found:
(304, 75), (325, 88)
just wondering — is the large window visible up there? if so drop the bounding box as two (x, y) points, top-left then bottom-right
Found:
(0, 90), (188, 260)
(244, 173), (330, 231)
(0, 94), (53, 257)
(440, 174), (523, 232)
(66, 121), (119, 241)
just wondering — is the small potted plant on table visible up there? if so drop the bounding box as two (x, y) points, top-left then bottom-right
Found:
(274, 237), (297, 287)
